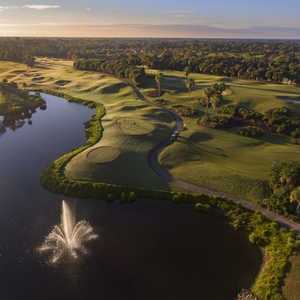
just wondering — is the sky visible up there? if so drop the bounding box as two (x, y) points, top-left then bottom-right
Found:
(0, 0), (300, 38)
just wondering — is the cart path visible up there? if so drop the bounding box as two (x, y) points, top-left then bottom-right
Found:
(130, 84), (300, 234)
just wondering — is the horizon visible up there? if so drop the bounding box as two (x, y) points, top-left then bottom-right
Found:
(1, 0), (300, 38)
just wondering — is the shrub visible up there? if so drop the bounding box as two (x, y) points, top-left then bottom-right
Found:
(199, 114), (232, 128)
(237, 107), (263, 121)
(106, 193), (114, 202)
(238, 126), (264, 138)
(219, 104), (237, 116)
(291, 128), (300, 138)
(266, 106), (290, 118)
(129, 191), (137, 203)
(194, 202), (212, 213)
(120, 192), (127, 203)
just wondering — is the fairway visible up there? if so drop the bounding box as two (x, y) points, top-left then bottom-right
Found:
(86, 146), (120, 163)
(0, 58), (174, 189)
(139, 69), (300, 201)
(116, 117), (155, 135)
(283, 255), (300, 300)
(1, 58), (300, 200)
(65, 98), (174, 188)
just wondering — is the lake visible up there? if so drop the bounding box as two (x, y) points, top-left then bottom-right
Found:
(0, 93), (262, 300)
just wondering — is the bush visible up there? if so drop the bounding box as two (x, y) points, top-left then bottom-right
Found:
(106, 193), (114, 202)
(194, 202), (212, 213)
(291, 128), (300, 138)
(129, 191), (137, 203)
(238, 126), (264, 138)
(219, 104), (237, 116)
(199, 114), (232, 128)
(237, 107), (263, 121)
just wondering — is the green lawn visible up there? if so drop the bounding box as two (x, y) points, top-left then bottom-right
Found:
(139, 69), (300, 201)
(2, 59), (300, 200)
(283, 255), (300, 300)
(65, 97), (174, 189)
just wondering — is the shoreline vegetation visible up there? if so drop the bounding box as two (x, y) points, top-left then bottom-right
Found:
(0, 81), (46, 131)
(39, 88), (300, 300)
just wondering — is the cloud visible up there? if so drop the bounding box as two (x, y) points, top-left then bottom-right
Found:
(0, 6), (18, 12)
(23, 5), (60, 10)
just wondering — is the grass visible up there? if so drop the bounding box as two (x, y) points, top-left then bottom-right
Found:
(1, 59), (300, 199)
(2, 58), (300, 299)
(139, 69), (300, 202)
(65, 98), (174, 189)
(0, 58), (174, 189)
(86, 146), (121, 163)
(283, 255), (300, 300)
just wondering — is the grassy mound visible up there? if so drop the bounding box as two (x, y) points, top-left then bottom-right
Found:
(86, 146), (120, 163)
(65, 98), (174, 189)
(115, 117), (155, 135)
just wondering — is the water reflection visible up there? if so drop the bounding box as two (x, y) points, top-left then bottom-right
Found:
(38, 200), (98, 264)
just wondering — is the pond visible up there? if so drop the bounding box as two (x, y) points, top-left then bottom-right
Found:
(0, 93), (262, 300)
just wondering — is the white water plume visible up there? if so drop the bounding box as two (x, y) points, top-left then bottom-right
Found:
(38, 200), (98, 263)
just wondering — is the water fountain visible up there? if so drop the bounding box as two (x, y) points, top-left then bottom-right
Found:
(38, 200), (98, 263)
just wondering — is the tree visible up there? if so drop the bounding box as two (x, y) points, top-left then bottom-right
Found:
(267, 161), (300, 214)
(290, 187), (300, 212)
(211, 93), (222, 111)
(204, 87), (215, 112)
(184, 77), (195, 93)
(155, 72), (164, 96)
(184, 66), (191, 79)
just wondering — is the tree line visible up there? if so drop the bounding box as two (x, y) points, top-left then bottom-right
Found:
(0, 37), (299, 83)
(73, 58), (146, 86)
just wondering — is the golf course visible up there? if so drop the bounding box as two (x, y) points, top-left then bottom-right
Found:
(1, 57), (300, 299)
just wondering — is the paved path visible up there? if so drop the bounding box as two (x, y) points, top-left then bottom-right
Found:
(130, 84), (300, 234)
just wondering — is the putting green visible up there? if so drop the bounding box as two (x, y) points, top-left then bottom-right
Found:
(86, 146), (120, 163)
(115, 118), (155, 135)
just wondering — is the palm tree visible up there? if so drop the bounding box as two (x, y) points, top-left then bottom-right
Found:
(290, 187), (300, 213)
(155, 72), (164, 96)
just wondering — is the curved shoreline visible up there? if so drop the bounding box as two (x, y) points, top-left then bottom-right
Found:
(38, 87), (299, 300)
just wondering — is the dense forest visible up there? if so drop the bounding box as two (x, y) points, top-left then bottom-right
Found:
(0, 37), (300, 83)
(73, 58), (146, 86)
